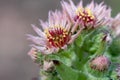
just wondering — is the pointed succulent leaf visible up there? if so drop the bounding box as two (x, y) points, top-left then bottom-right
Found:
(56, 63), (87, 80)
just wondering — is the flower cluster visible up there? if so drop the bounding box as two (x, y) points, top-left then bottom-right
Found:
(28, 0), (112, 56)
(27, 0), (120, 80)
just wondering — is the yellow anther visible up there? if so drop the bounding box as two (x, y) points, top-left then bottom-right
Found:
(60, 39), (62, 41)
(76, 8), (83, 15)
(85, 8), (92, 14)
(87, 18), (90, 21)
(52, 37), (55, 40)
(63, 29), (66, 32)
(56, 37), (59, 40)
(91, 16), (95, 19)
(79, 15), (82, 18)
(44, 29), (48, 33)
(90, 16), (94, 20)
(82, 17), (85, 20)
(63, 35), (66, 37)
(81, 12), (84, 16)
(44, 25), (69, 48)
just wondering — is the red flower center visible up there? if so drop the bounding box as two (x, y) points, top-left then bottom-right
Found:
(74, 8), (96, 27)
(45, 26), (70, 48)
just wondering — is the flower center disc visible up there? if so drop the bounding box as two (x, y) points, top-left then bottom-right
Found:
(75, 8), (95, 27)
(45, 26), (70, 48)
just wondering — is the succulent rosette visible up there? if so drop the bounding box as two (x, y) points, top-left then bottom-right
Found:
(27, 0), (120, 80)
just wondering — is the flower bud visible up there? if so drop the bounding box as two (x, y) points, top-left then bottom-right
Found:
(102, 33), (112, 43)
(90, 55), (110, 71)
(28, 48), (38, 61)
(116, 64), (120, 79)
(43, 61), (54, 72)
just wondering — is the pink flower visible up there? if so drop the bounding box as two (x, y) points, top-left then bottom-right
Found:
(109, 13), (120, 36)
(61, 0), (111, 29)
(27, 11), (83, 55)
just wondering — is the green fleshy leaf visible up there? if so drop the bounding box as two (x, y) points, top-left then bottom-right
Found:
(108, 63), (118, 79)
(45, 46), (76, 66)
(108, 37), (120, 56)
(110, 70), (118, 80)
(40, 70), (60, 80)
(73, 28), (107, 64)
(83, 62), (111, 80)
(56, 63), (87, 80)
(111, 56), (120, 63)
(35, 52), (45, 64)
(74, 27), (107, 55)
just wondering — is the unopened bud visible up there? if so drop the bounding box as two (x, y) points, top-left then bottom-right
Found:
(43, 61), (54, 72)
(28, 48), (38, 61)
(116, 64), (120, 79)
(90, 55), (110, 71)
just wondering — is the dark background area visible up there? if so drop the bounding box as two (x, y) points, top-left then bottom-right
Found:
(0, 0), (119, 80)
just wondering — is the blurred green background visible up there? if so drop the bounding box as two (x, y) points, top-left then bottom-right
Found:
(0, 0), (119, 80)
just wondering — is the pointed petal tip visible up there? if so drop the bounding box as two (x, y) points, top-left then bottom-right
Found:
(31, 24), (35, 27)
(31, 24), (37, 30)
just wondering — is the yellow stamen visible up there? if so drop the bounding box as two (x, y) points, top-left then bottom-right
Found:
(75, 7), (95, 26)
(44, 25), (70, 48)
